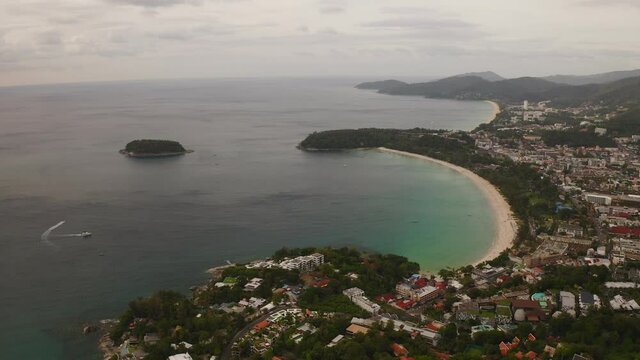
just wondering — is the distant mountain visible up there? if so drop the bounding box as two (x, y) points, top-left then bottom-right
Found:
(539, 75), (640, 106)
(543, 69), (640, 86)
(376, 75), (559, 103)
(452, 71), (505, 82)
(356, 73), (640, 106)
(355, 79), (407, 91)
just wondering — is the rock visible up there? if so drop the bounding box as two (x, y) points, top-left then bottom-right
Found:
(83, 325), (98, 334)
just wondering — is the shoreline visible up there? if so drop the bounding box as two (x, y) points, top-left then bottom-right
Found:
(376, 147), (517, 266)
(484, 100), (500, 123)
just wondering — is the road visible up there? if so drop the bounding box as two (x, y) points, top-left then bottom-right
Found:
(220, 305), (287, 360)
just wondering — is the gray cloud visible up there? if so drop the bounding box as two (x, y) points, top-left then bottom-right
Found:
(362, 17), (476, 31)
(319, 6), (344, 14)
(578, 0), (640, 8)
(105, 0), (202, 8)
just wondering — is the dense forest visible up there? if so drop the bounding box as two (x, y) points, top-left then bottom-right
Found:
(124, 139), (187, 154)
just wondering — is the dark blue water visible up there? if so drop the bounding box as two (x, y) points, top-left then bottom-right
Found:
(0, 78), (494, 358)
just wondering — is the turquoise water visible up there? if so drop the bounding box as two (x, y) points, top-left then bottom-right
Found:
(0, 78), (495, 358)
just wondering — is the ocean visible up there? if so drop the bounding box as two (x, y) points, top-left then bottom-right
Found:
(0, 77), (495, 358)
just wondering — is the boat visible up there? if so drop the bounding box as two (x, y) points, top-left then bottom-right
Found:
(80, 231), (92, 237)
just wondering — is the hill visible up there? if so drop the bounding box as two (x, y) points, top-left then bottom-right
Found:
(357, 73), (640, 107)
(355, 79), (407, 91)
(539, 75), (640, 106)
(453, 71), (505, 82)
(377, 75), (560, 102)
(543, 68), (640, 85)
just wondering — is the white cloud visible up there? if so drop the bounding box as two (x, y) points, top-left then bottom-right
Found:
(0, 0), (639, 86)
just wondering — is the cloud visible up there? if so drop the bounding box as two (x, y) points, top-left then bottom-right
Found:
(577, 0), (640, 8)
(362, 17), (476, 31)
(319, 6), (344, 14)
(105, 0), (202, 8)
(35, 30), (63, 45)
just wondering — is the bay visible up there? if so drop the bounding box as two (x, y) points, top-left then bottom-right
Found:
(0, 78), (495, 359)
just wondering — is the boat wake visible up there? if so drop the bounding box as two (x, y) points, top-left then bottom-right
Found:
(41, 221), (91, 246)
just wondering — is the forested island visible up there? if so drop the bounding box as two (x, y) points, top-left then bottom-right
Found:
(120, 140), (192, 158)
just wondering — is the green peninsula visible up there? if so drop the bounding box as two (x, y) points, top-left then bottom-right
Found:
(120, 139), (192, 158)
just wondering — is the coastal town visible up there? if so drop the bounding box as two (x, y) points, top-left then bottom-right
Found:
(98, 93), (640, 360)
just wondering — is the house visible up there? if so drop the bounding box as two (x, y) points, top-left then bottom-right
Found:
(471, 324), (494, 335)
(346, 323), (370, 335)
(327, 334), (344, 347)
(559, 291), (576, 316)
(511, 300), (546, 322)
(391, 343), (409, 357)
(144, 333), (160, 345)
(253, 320), (270, 332)
(579, 291), (601, 314)
(244, 278), (263, 291)
(557, 223), (584, 237)
(168, 354), (193, 360)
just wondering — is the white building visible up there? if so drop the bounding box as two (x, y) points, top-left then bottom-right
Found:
(168, 353), (193, 360)
(413, 286), (440, 303)
(559, 291), (576, 317)
(279, 253), (324, 272)
(343, 287), (381, 315)
(585, 194), (612, 205)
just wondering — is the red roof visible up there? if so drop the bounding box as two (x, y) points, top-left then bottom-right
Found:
(391, 343), (409, 356)
(376, 293), (395, 302)
(525, 351), (537, 359)
(414, 278), (429, 288)
(254, 320), (270, 331)
(395, 299), (415, 309)
(527, 333), (536, 342)
(312, 279), (331, 288)
(425, 323), (440, 332)
(610, 226), (640, 237)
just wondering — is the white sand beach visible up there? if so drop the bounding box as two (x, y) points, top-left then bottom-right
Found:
(377, 147), (517, 265)
(484, 100), (501, 123)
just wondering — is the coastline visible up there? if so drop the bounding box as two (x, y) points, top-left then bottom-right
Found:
(376, 147), (517, 266)
(484, 100), (500, 123)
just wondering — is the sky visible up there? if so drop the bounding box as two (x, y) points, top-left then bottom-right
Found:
(1, 0), (639, 86)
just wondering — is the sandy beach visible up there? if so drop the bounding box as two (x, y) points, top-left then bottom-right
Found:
(377, 147), (517, 266)
(484, 100), (501, 123)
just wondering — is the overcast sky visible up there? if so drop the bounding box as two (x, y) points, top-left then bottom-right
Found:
(1, 0), (639, 86)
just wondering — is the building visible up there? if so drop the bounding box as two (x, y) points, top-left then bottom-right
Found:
(559, 291), (576, 317)
(343, 287), (381, 315)
(472, 265), (508, 282)
(557, 223), (584, 237)
(279, 253), (324, 272)
(168, 354), (193, 360)
(346, 323), (370, 335)
(511, 300), (546, 322)
(579, 291), (601, 314)
(585, 194), (612, 205)
(609, 295), (640, 311)
(413, 286), (441, 303)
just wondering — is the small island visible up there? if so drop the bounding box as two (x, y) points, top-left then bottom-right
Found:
(119, 139), (192, 158)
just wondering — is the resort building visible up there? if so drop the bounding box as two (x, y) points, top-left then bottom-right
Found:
(279, 253), (324, 272)
(585, 194), (612, 205)
(343, 287), (381, 315)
